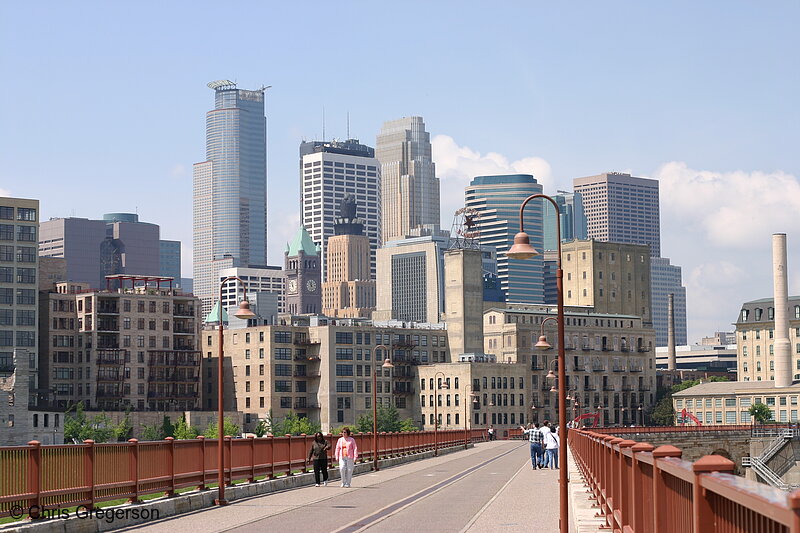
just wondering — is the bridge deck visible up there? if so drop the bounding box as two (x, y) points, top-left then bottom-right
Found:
(119, 441), (560, 533)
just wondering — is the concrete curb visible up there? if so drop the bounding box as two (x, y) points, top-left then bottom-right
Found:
(567, 449), (608, 533)
(4, 443), (474, 533)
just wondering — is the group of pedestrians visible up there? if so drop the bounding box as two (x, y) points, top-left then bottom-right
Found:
(520, 421), (560, 469)
(307, 427), (358, 488)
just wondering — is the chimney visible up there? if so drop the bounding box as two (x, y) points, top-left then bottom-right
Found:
(667, 293), (676, 370)
(774, 234), (792, 387)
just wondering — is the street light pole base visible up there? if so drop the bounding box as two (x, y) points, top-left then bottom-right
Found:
(214, 499), (229, 506)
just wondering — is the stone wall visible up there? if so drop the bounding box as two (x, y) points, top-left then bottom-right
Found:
(603, 429), (751, 475)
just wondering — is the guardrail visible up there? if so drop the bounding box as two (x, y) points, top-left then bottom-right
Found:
(570, 428), (800, 532)
(0, 429), (486, 519)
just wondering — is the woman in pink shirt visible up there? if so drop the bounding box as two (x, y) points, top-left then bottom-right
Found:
(335, 427), (358, 487)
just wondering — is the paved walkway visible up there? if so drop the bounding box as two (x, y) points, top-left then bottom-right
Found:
(118, 441), (562, 532)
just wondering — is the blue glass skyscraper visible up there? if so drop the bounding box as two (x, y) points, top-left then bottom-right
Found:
(194, 80), (267, 314)
(465, 174), (544, 303)
(542, 191), (587, 251)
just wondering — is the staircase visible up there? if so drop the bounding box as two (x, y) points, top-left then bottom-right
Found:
(742, 429), (799, 490)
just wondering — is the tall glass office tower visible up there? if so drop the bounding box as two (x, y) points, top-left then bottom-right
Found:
(542, 191), (587, 251)
(194, 80), (267, 314)
(465, 174), (544, 304)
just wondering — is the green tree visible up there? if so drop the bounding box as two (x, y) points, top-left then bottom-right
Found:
(254, 419), (268, 437)
(271, 411), (321, 436)
(139, 424), (163, 441)
(173, 416), (199, 439)
(749, 403), (773, 424)
(112, 410), (133, 442)
(356, 405), (418, 433)
(160, 416), (175, 439)
(63, 403), (114, 443)
(204, 417), (241, 438)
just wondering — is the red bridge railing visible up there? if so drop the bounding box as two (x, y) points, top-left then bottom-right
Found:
(0, 429), (486, 518)
(569, 429), (800, 532)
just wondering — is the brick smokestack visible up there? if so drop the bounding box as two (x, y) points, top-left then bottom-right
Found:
(774, 233), (792, 388)
(667, 293), (676, 370)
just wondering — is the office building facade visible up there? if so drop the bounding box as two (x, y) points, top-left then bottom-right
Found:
(300, 139), (380, 280)
(651, 257), (688, 346)
(203, 318), (449, 432)
(573, 172), (661, 257)
(0, 198), (39, 409)
(39, 214), (174, 289)
(194, 81), (268, 315)
(560, 240), (652, 324)
(465, 174), (544, 304)
(543, 191), (587, 251)
(376, 117), (439, 242)
(38, 277), (201, 412)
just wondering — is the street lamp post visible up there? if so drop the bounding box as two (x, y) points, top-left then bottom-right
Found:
(433, 371), (448, 456)
(372, 344), (394, 471)
(507, 193), (568, 533)
(213, 276), (256, 506)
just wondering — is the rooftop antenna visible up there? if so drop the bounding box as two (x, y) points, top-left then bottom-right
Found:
(347, 111), (350, 139)
(322, 106), (326, 141)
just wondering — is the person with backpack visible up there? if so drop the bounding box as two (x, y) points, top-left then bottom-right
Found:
(544, 425), (560, 469)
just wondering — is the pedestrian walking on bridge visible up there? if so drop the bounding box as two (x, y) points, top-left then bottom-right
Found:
(308, 432), (331, 487)
(520, 423), (544, 469)
(335, 427), (358, 488)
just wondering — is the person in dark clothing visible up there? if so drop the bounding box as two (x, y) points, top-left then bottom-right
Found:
(308, 432), (331, 486)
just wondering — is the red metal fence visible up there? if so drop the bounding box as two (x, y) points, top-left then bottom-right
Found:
(0, 429), (485, 518)
(570, 429), (800, 532)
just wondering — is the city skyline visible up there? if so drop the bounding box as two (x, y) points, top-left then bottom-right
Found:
(1, 2), (798, 343)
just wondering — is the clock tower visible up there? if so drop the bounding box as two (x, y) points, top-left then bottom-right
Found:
(284, 226), (322, 315)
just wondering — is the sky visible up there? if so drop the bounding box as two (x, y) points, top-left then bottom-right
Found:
(1, 1), (798, 343)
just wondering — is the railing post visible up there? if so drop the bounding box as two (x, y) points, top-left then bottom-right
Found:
(285, 434), (293, 475)
(83, 439), (95, 510)
(198, 436), (207, 490)
(248, 435), (256, 482)
(268, 434), (275, 479)
(788, 489), (800, 533)
(225, 436), (233, 485)
(630, 442), (654, 533)
(300, 434), (308, 473)
(127, 438), (140, 503)
(652, 445), (682, 533)
(617, 439), (636, 529)
(692, 454), (735, 532)
(165, 437), (176, 496)
(26, 441), (41, 516)
(608, 437), (624, 528)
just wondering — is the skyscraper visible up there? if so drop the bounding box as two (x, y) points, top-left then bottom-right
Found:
(39, 213), (172, 289)
(651, 257), (688, 346)
(376, 117), (439, 242)
(542, 191), (587, 251)
(465, 174), (544, 304)
(194, 80), (267, 315)
(322, 195), (376, 318)
(573, 172), (686, 346)
(573, 172), (660, 257)
(299, 139), (380, 281)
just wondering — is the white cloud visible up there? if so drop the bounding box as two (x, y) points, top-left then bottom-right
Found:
(267, 209), (301, 266)
(432, 135), (552, 226)
(170, 164), (187, 179)
(654, 162), (800, 341)
(656, 162), (800, 249)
